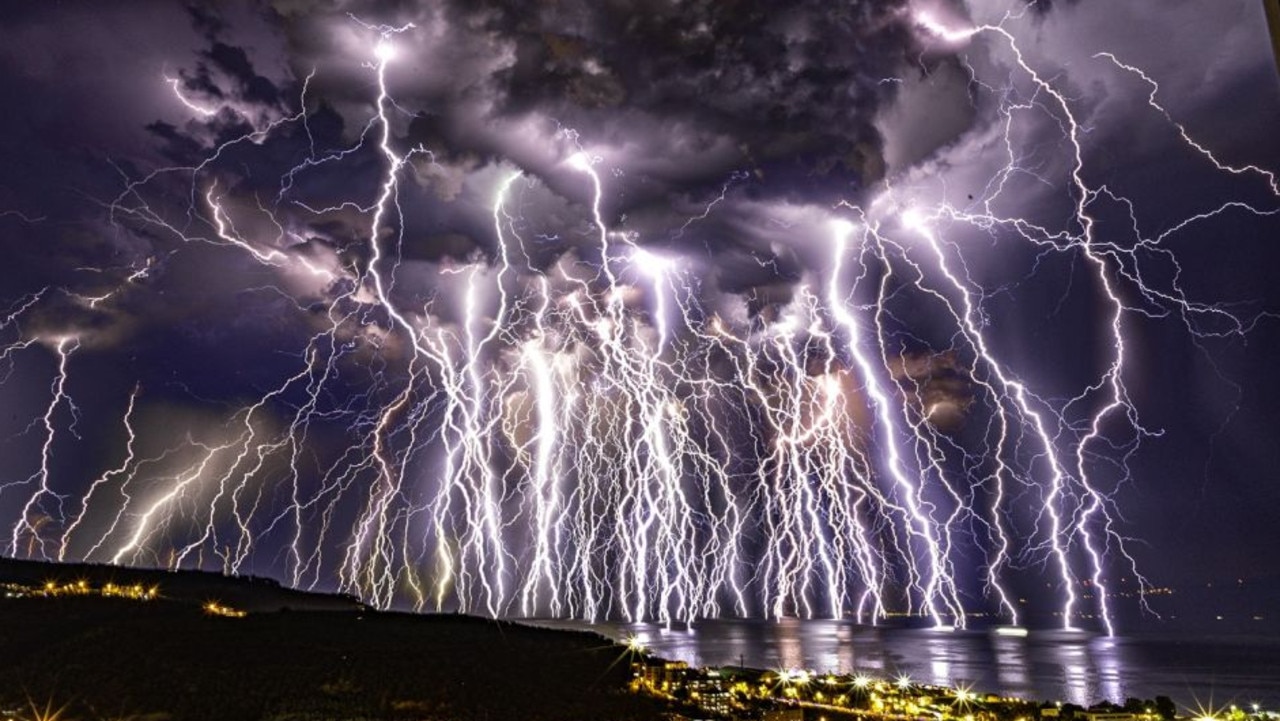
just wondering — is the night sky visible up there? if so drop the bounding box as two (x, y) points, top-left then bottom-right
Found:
(1, 0), (1278, 626)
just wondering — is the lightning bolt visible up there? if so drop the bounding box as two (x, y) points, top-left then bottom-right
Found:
(2, 8), (1274, 639)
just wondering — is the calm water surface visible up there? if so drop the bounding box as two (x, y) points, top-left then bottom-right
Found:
(528, 619), (1280, 710)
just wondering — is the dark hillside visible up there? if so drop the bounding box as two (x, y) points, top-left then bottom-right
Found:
(0, 560), (664, 721)
(0, 557), (362, 612)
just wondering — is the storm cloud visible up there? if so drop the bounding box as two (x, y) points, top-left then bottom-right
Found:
(1, 0), (1278, 613)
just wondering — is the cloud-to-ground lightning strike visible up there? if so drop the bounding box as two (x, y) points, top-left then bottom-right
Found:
(1, 5), (1276, 636)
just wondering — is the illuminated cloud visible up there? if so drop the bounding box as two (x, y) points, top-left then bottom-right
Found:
(0, 0), (1277, 624)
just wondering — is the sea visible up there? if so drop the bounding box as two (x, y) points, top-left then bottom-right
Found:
(527, 618), (1280, 711)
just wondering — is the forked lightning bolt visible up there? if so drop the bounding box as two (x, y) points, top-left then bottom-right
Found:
(1, 8), (1275, 636)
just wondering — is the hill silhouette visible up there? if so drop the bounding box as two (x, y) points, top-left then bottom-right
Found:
(0, 558), (665, 721)
(0, 556), (364, 613)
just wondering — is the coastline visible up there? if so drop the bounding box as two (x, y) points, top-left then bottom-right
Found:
(522, 618), (1280, 715)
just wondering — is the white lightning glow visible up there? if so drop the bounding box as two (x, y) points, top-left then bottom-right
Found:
(3, 10), (1273, 637)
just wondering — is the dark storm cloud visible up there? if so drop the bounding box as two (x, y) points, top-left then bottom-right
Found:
(467, 0), (908, 196)
(115, 0), (940, 320)
(1021, 0), (1081, 14)
(2, 0), (1277, 596)
(264, 0), (922, 243)
(0, 1), (299, 332)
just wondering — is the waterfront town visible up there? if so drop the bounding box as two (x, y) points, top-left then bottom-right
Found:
(627, 640), (1278, 721)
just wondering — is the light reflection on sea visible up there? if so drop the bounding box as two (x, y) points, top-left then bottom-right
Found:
(524, 618), (1280, 709)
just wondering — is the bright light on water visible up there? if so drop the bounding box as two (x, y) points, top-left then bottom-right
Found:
(521, 618), (1280, 708)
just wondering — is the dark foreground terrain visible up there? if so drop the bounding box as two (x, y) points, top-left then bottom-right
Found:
(0, 560), (665, 721)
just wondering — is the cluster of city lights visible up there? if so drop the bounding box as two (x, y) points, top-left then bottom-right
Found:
(202, 600), (248, 618)
(2, 579), (159, 602)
